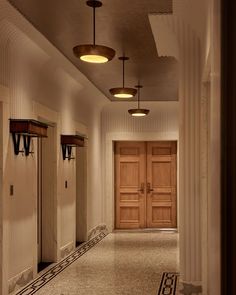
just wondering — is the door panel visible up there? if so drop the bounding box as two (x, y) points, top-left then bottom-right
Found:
(115, 142), (146, 229)
(147, 142), (177, 228)
(115, 141), (177, 229)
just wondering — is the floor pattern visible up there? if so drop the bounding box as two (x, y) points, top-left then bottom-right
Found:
(158, 272), (179, 295)
(15, 232), (106, 295)
(15, 231), (179, 295)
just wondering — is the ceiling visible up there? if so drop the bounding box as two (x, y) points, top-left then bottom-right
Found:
(8, 0), (178, 102)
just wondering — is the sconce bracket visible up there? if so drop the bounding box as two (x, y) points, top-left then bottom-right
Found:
(61, 135), (85, 161)
(61, 144), (75, 161)
(11, 133), (33, 156)
(10, 119), (48, 156)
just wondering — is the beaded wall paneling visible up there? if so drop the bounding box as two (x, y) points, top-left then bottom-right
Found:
(148, 2), (221, 294)
(102, 102), (179, 135)
(0, 3), (107, 295)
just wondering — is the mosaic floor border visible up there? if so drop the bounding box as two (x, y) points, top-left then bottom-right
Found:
(15, 232), (107, 295)
(158, 272), (179, 295)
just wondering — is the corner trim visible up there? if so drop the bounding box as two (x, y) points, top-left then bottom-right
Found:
(179, 281), (202, 294)
(8, 267), (33, 294)
(87, 223), (108, 240)
(60, 241), (75, 259)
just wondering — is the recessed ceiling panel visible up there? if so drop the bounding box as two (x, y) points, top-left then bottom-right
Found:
(8, 0), (178, 101)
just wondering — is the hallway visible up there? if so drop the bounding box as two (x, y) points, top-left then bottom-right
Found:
(16, 232), (179, 295)
(0, 0), (222, 294)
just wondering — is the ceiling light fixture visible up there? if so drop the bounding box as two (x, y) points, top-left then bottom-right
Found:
(128, 85), (150, 117)
(109, 56), (137, 98)
(73, 0), (115, 63)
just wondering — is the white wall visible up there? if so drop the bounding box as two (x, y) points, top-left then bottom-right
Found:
(0, 1), (108, 294)
(101, 101), (179, 231)
(87, 109), (103, 230)
(207, 0), (221, 294)
(149, 1), (221, 294)
(0, 1), (220, 295)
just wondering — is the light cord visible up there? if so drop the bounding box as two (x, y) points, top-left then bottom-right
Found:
(93, 6), (96, 45)
(122, 59), (125, 87)
(138, 88), (140, 108)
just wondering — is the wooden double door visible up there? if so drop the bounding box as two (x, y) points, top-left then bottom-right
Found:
(115, 141), (177, 229)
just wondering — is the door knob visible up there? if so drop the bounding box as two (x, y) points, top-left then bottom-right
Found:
(138, 183), (145, 194)
(147, 182), (154, 194)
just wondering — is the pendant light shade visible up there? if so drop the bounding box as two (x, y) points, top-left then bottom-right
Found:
(110, 87), (137, 98)
(73, 44), (115, 63)
(73, 1), (115, 63)
(128, 108), (150, 116)
(109, 57), (137, 98)
(128, 85), (150, 117)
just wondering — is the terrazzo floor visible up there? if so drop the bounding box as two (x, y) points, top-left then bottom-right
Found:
(33, 231), (179, 295)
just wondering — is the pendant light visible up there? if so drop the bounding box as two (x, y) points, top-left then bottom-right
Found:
(109, 56), (137, 98)
(128, 85), (150, 117)
(73, 0), (115, 63)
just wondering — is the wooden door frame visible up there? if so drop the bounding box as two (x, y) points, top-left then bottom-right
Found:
(106, 136), (179, 231)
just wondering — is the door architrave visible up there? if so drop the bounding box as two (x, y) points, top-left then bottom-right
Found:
(103, 132), (179, 232)
(34, 105), (59, 275)
(0, 86), (10, 295)
(37, 117), (58, 268)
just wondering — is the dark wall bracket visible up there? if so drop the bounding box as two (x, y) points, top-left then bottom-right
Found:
(12, 133), (33, 156)
(61, 135), (85, 161)
(61, 144), (75, 161)
(10, 119), (48, 157)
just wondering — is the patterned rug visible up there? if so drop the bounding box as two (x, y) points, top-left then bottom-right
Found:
(15, 232), (107, 295)
(158, 272), (179, 295)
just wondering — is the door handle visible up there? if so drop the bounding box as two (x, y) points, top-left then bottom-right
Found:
(147, 182), (154, 194)
(138, 183), (145, 194)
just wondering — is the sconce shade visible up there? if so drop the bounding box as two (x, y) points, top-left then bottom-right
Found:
(61, 135), (85, 147)
(10, 119), (48, 137)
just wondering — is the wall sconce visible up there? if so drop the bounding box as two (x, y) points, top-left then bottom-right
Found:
(10, 119), (48, 156)
(61, 135), (85, 161)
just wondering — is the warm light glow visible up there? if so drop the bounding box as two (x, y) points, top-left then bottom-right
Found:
(114, 93), (134, 98)
(73, 1), (115, 64)
(80, 54), (108, 63)
(110, 87), (137, 98)
(128, 108), (150, 117)
(131, 112), (147, 117)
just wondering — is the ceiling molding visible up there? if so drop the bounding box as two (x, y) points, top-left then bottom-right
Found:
(0, 0), (108, 108)
(149, 14), (179, 60)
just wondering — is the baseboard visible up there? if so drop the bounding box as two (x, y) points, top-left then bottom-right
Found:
(60, 241), (75, 259)
(178, 280), (202, 295)
(8, 267), (33, 294)
(87, 223), (108, 240)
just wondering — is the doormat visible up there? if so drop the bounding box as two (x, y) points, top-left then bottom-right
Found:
(158, 272), (179, 295)
(15, 232), (107, 295)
